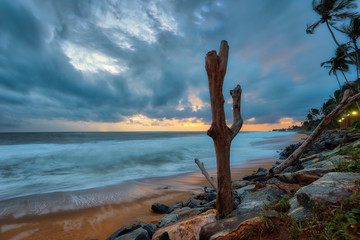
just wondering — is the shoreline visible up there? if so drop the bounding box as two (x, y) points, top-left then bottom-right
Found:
(0, 132), (304, 240)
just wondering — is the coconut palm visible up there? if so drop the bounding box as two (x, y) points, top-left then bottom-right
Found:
(307, 0), (357, 63)
(321, 45), (352, 88)
(342, 15), (360, 78)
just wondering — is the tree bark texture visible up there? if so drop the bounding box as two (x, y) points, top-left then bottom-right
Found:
(265, 89), (360, 180)
(205, 40), (243, 216)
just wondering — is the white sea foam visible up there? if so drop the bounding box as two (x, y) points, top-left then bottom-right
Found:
(0, 131), (294, 202)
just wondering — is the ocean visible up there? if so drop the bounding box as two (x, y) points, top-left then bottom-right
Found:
(0, 131), (294, 201)
(0, 131), (296, 218)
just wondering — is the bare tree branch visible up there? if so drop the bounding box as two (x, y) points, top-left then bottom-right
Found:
(194, 158), (218, 192)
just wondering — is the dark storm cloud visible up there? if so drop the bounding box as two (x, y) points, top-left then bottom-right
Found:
(0, 0), (354, 131)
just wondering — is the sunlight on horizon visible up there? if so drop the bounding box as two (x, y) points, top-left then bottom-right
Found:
(20, 116), (301, 132)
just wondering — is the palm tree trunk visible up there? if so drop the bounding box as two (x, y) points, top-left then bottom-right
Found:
(334, 71), (342, 89)
(341, 70), (350, 84)
(353, 40), (360, 80)
(326, 21), (357, 64)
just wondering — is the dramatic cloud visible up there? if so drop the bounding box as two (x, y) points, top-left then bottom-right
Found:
(0, 0), (357, 131)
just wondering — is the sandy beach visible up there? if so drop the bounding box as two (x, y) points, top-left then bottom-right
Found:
(0, 132), (306, 240)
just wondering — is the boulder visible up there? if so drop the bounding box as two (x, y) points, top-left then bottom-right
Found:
(152, 209), (217, 240)
(232, 187), (287, 216)
(114, 227), (149, 240)
(170, 201), (183, 209)
(256, 167), (268, 174)
(280, 165), (298, 174)
(288, 197), (311, 221)
(107, 222), (156, 240)
(264, 177), (281, 184)
(157, 208), (200, 228)
(185, 198), (207, 209)
(273, 182), (301, 195)
(151, 203), (174, 214)
(199, 211), (279, 240)
(291, 172), (360, 212)
(275, 172), (320, 185)
(233, 185), (255, 202)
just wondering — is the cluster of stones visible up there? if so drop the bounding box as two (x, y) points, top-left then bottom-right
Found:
(107, 131), (360, 240)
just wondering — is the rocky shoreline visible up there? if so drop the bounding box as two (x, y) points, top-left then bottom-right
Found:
(107, 130), (360, 240)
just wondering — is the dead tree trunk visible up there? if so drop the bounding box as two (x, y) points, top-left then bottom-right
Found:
(205, 40), (243, 216)
(265, 89), (360, 180)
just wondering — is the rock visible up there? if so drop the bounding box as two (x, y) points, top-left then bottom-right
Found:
(275, 172), (321, 185)
(202, 200), (216, 209)
(194, 193), (208, 201)
(256, 167), (267, 174)
(157, 208), (200, 228)
(273, 182), (301, 195)
(107, 223), (155, 240)
(233, 187), (287, 216)
(115, 227), (150, 240)
(107, 225), (139, 240)
(185, 198), (207, 209)
(170, 201), (183, 209)
(264, 177), (281, 184)
(151, 203), (174, 214)
(152, 209), (217, 240)
(233, 185), (255, 202)
(140, 223), (157, 238)
(288, 197), (311, 221)
(279, 142), (301, 159)
(203, 187), (217, 202)
(352, 139), (360, 148)
(199, 211), (279, 240)
(280, 166), (298, 174)
(293, 172), (360, 211)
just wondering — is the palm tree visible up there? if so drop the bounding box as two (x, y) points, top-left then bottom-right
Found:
(307, 0), (357, 64)
(321, 44), (352, 88)
(342, 15), (360, 78)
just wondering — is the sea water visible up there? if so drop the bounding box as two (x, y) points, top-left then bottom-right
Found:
(0, 131), (294, 202)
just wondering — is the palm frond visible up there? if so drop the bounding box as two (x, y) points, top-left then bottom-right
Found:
(306, 20), (321, 34)
(332, 0), (357, 12)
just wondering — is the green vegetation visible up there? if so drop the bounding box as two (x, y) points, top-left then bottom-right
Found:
(244, 191), (360, 239)
(335, 145), (360, 173)
(289, 192), (360, 240)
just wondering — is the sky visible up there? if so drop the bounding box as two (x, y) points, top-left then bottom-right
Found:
(0, 0), (359, 132)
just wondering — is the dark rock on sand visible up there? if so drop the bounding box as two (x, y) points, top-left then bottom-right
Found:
(107, 222), (156, 240)
(185, 198), (207, 208)
(156, 207), (200, 228)
(115, 228), (149, 240)
(170, 201), (183, 209)
(151, 203), (174, 214)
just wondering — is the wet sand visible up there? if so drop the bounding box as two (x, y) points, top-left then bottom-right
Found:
(0, 132), (304, 240)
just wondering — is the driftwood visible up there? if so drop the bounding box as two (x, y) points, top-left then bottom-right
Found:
(206, 40), (243, 216)
(194, 158), (218, 192)
(265, 89), (360, 180)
